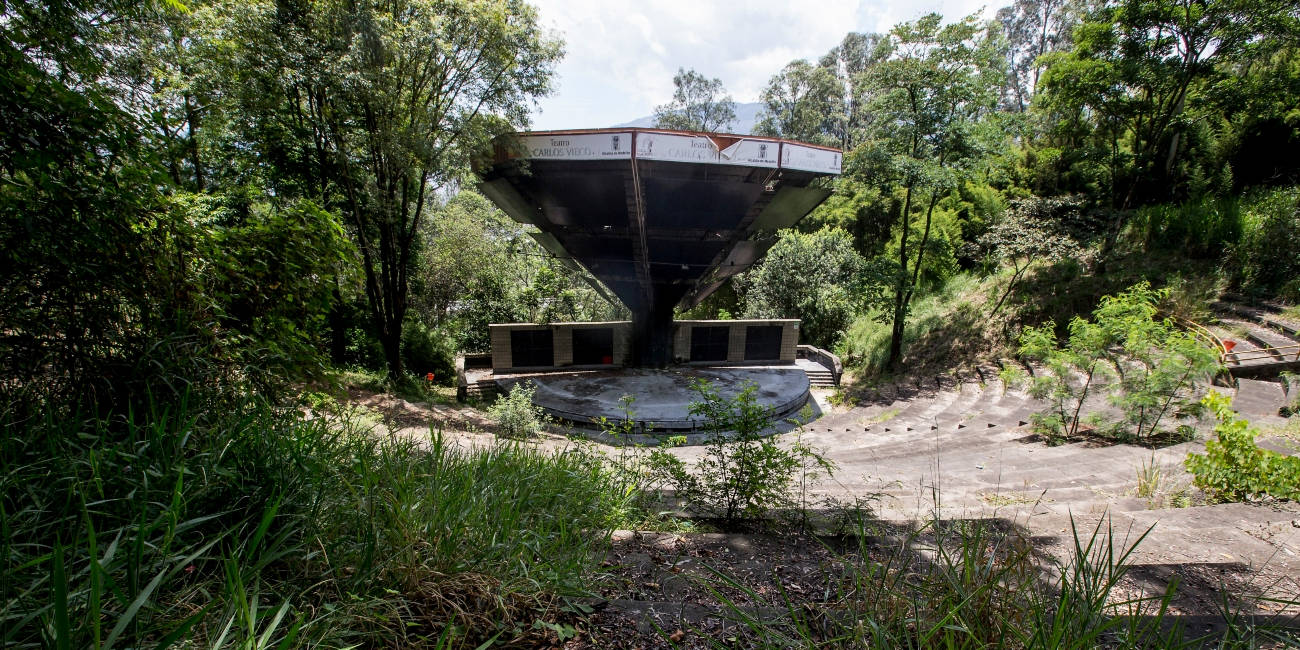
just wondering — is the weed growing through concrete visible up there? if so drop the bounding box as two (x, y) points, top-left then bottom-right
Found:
(1186, 391), (1300, 501)
(647, 380), (830, 527)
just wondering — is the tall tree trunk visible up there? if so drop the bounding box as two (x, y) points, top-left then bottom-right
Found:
(183, 92), (204, 191)
(328, 276), (348, 364)
(887, 182), (915, 372)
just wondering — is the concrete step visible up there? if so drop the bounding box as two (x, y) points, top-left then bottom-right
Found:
(1219, 317), (1300, 360)
(1234, 378), (1286, 418)
(1216, 301), (1300, 337)
(821, 421), (1030, 462)
(1257, 312), (1300, 337)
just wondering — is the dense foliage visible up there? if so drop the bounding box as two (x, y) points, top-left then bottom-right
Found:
(723, 3), (1300, 372)
(739, 227), (871, 349)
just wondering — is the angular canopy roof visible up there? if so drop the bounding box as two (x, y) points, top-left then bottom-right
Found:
(476, 128), (842, 319)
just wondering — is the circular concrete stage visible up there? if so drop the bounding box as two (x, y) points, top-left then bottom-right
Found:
(499, 366), (811, 431)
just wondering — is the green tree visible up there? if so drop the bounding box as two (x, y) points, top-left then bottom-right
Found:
(411, 190), (521, 328)
(1037, 0), (1299, 209)
(1, 0), (350, 408)
(1212, 42), (1300, 189)
(103, 0), (219, 191)
(739, 228), (871, 349)
(407, 189), (624, 352)
(853, 13), (1004, 371)
(978, 195), (1084, 314)
(754, 60), (842, 145)
(214, 0), (562, 379)
(817, 32), (889, 150)
(1016, 283), (1219, 442)
(995, 0), (1088, 111)
(1, 1), (174, 408)
(652, 67), (737, 132)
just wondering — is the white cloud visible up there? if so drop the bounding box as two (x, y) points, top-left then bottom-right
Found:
(527, 0), (999, 131)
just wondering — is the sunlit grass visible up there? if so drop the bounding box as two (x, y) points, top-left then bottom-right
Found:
(0, 392), (638, 648)
(839, 272), (1001, 378)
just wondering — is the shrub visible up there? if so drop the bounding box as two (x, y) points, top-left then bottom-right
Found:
(840, 273), (988, 376)
(739, 227), (871, 349)
(1280, 372), (1299, 417)
(1132, 196), (1244, 259)
(1017, 282), (1220, 442)
(648, 380), (827, 525)
(1185, 390), (1300, 502)
(977, 196), (1084, 315)
(489, 381), (549, 438)
(400, 319), (456, 385)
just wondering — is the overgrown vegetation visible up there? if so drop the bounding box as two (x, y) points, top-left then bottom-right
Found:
(648, 381), (829, 526)
(0, 394), (641, 647)
(687, 1), (1300, 379)
(488, 381), (551, 438)
(1013, 283), (1220, 443)
(839, 273), (997, 377)
(5, 0), (1299, 645)
(1186, 391), (1300, 502)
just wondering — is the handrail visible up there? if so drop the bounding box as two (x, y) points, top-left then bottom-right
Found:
(1227, 344), (1300, 362)
(1177, 317), (1228, 363)
(796, 344), (842, 382)
(1178, 316), (1300, 364)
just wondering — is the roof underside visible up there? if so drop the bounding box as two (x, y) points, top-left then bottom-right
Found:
(477, 129), (841, 314)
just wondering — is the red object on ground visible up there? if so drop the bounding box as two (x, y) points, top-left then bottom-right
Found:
(1222, 340), (1237, 353)
(425, 372), (435, 382)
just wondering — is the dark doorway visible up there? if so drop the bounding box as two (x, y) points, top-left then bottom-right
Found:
(572, 328), (614, 365)
(510, 329), (553, 367)
(690, 326), (730, 362)
(744, 325), (783, 361)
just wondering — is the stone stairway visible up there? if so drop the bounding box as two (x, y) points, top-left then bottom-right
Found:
(795, 358), (837, 387)
(1211, 302), (1300, 377)
(462, 378), (499, 400)
(722, 359), (1292, 512)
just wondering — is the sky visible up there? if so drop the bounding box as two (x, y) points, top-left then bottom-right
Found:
(526, 0), (998, 131)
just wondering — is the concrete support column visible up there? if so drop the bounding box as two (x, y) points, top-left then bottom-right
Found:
(631, 302), (674, 368)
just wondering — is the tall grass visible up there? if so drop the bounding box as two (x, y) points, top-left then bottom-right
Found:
(0, 391), (634, 648)
(839, 273), (993, 376)
(1232, 186), (1300, 301)
(1128, 187), (1300, 301)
